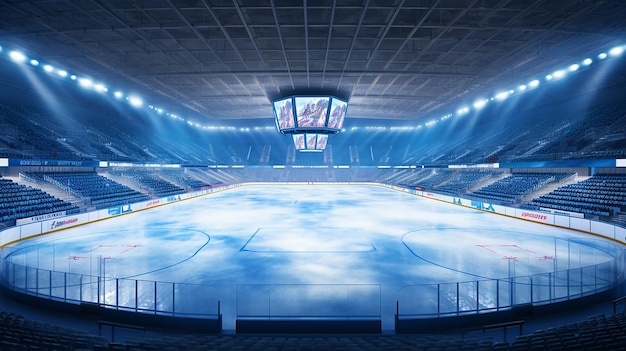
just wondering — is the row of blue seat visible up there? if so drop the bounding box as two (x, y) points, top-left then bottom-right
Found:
(526, 174), (626, 217)
(0, 177), (78, 223)
(111, 171), (184, 197)
(38, 172), (150, 209)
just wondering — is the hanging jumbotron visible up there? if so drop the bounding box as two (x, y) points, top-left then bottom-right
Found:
(272, 96), (347, 151)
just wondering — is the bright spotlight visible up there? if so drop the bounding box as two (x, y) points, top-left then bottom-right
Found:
(94, 83), (107, 93)
(70, 75), (77, 80)
(473, 99), (488, 110)
(609, 46), (624, 57)
(57, 69), (68, 78)
(78, 78), (93, 89)
(546, 74), (553, 81)
(457, 107), (469, 115)
(495, 91), (509, 101)
(582, 58), (592, 66)
(9, 51), (27, 63)
(528, 79), (540, 88)
(518, 84), (527, 92)
(598, 52), (608, 60)
(568, 63), (579, 72)
(43, 65), (54, 73)
(114, 91), (123, 99)
(128, 96), (143, 108)
(30, 59), (39, 66)
(553, 70), (565, 79)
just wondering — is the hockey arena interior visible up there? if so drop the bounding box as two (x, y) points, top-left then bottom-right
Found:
(1, 1), (626, 350)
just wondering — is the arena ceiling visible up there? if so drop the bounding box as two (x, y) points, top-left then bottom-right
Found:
(1, 0), (625, 122)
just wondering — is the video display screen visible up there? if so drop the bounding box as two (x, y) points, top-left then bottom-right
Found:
(273, 97), (295, 130)
(292, 134), (305, 150)
(295, 97), (330, 128)
(292, 134), (328, 151)
(315, 134), (328, 150)
(306, 134), (317, 149)
(327, 98), (347, 129)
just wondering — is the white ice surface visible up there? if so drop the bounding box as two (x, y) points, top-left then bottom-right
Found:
(5, 184), (622, 330)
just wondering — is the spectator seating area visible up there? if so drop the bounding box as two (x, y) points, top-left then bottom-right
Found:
(470, 173), (573, 204)
(0, 309), (109, 351)
(160, 171), (212, 190)
(509, 313), (626, 351)
(524, 174), (626, 218)
(111, 171), (184, 197)
(2, 305), (626, 350)
(409, 170), (455, 190)
(433, 171), (495, 195)
(0, 174), (78, 224)
(38, 172), (150, 209)
(2, 94), (626, 167)
(384, 170), (500, 195)
(382, 169), (454, 190)
(184, 168), (239, 185)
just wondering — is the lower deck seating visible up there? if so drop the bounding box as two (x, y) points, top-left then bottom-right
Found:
(434, 171), (496, 195)
(524, 174), (626, 217)
(471, 173), (571, 204)
(112, 171), (185, 197)
(2, 306), (626, 350)
(39, 172), (150, 209)
(0, 177), (78, 223)
(0, 309), (109, 351)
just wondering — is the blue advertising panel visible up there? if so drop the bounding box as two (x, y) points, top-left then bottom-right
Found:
(8, 159), (101, 167)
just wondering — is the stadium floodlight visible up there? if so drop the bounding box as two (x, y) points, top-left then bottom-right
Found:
(113, 91), (123, 99)
(57, 69), (68, 78)
(518, 84), (527, 92)
(43, 65), (54, 73)
(30, 59), (39, 66)
(78, 78), (93, 89)
(70, 75), (77, 80)
(552, 70), (566, 79)
(9, 51), (26, 63)
(609, 46), (624, 57)
(598, 52), (608, 60)
(457, 107), (469, 115)
(568, 64), (580, 72)
(582, 58), (592, 66)
(473, 99), (488, 110)
(94, 83), (107, 93)
(528, 79), (540, 88)
(495, 91), (509, 101)
(128, 95), (143, 108)
(546, 74), (553, 81)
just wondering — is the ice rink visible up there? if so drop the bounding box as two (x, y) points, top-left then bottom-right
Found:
(3, 184), (623, 331)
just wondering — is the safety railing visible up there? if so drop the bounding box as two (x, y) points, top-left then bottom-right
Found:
(0, 258), (220, 319)
(236, 283), (381, 320)
(398, 253), (624, 319)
